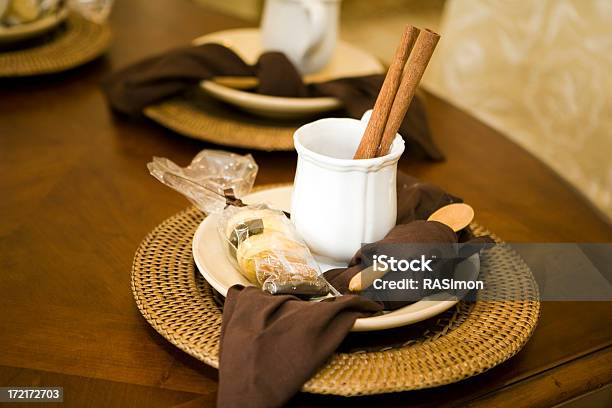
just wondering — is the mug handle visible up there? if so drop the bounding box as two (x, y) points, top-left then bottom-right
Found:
(300, 0), (328, 59)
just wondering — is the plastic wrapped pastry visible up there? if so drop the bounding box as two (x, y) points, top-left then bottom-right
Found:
(148, 149), (334, 297)
(220, 205), (330, 297)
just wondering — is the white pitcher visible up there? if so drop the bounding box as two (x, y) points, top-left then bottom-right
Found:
(260, 0), (341, 74)
(291, 111), (405, 264)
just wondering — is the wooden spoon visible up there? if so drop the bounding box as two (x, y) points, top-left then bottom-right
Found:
(348, 203), (475, 292)
(427, 203), (474, 232)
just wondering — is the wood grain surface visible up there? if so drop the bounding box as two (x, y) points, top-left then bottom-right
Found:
(1, 0), (611, 407)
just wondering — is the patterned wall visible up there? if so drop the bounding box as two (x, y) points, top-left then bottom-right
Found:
(423, 0), (612, 222)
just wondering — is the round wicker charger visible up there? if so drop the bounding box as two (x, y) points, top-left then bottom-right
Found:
(0, 13), (111, 77)
(144, 93), (300, 151)
(132, 206), (540, 396)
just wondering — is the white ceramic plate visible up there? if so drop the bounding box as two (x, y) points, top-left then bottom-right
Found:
(192, 186), (480, 332)
(0, 7), (68, 45)
(192, 28), (384, 119)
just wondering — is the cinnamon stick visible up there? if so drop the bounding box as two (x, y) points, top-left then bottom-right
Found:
(377, 29), (440, 157)
(353, 26), (419, 159)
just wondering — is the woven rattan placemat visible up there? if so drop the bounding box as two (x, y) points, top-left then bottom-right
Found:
(144, 92), (307, 151)
(131, 202), (540, 396)
(0, 13), (111, 77)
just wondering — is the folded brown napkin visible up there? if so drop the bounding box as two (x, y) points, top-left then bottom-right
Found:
(217, 173), (492, 407)
(218, 286), (381, 408)
(101, 43), (443, 160)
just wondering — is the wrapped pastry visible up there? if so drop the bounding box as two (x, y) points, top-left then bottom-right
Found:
(220, 205), (330, 297)
(148, 149), (334, 297)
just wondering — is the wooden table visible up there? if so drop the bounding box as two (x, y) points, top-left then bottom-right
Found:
(1, 0), (611, 406)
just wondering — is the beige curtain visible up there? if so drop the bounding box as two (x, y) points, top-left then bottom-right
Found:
(423, 0), (612, 222)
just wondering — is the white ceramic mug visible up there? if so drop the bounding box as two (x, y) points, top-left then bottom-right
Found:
(291, 111), (405, 264)
(260, 0), (340, 74)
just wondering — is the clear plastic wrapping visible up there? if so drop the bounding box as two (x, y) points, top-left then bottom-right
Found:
(219, 204), (330, 297)
(148, 150), (257, 214)
(148, 149), (334, 297)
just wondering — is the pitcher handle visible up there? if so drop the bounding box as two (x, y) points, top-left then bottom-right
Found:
(300, 0), (328, 60)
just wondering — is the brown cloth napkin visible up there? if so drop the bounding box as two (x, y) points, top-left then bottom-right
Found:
(218, 287), (381, 408)
(217, 173), (492, 408)
(101, 43), (443, 160)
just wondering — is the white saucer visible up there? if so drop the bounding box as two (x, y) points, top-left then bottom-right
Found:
(192, 28), (384, 119)
(192, 186), (480, 332)
(0, 7), (68, 45)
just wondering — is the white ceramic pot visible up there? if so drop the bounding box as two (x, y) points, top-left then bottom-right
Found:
(260, 0), (341, 74)
(291, 111), (405, 264)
